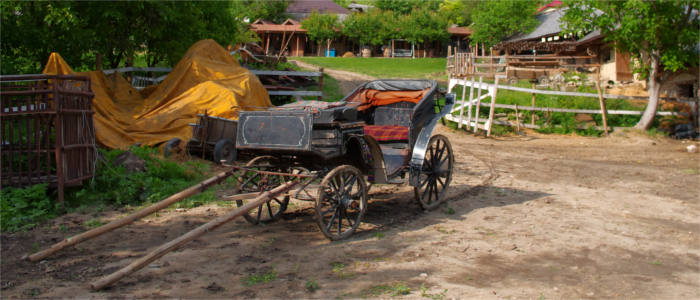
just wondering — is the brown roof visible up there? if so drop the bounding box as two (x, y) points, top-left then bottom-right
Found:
(447, 26), (473, 36)
(250, 19), (307, 33)
(286, 0), (349, 14)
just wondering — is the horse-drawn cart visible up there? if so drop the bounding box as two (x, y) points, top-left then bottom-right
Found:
(233, 79), (456, 239)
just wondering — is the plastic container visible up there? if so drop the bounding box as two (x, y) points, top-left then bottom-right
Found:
(325, 49), (336, 57)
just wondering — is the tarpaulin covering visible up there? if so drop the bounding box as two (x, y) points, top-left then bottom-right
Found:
(43, 39), (271, 149)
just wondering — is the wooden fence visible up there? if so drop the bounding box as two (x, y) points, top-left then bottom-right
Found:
(445, 76), (698, 136)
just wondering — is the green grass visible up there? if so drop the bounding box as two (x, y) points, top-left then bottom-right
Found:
(295, 57), (447, 80)
(363, 282), (411, 297)
(242, 269), (277, 286)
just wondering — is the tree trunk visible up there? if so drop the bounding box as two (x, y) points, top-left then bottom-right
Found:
(634, 53), (662, 130)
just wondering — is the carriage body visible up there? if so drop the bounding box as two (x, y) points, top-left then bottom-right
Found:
(234, 79), (455, 240)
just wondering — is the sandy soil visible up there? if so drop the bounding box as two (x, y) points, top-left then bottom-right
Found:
(2, 126), (699, 299)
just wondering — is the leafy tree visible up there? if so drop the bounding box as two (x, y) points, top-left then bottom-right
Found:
(561, 0), (699, 130)
(469, 0), (539, 48)
(342, 10), (397, 50)
(375, 0), (441, 14)
(398, 9), (449, 56)
(1, 1), (243, 73)
(301, 11), (340, 56)
(232, 0), (288, 24)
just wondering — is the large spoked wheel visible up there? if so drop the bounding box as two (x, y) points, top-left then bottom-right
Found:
(235, 156), (290, 224)
(414, 134), (454, 210)
(315, 165), (367, 241)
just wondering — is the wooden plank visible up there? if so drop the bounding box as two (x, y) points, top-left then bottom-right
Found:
(465, 77), (475, 131)
(457, 76), (467, 129)
(473, 76), (484, 134)
(595, 68), (609, 136)
(90, 181), (299, 290)
(25, 170), (234, 262)
(487, 76), (500, 137)
(472, 102), (681, 116)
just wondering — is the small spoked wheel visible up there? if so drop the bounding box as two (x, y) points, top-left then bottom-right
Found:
(235, 156), (290, 224)
(414, 134), (454, 210)
(315, 165), (367, 240)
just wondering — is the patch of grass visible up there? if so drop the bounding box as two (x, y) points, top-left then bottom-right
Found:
(435, 225), (456, 234)
(650, 260), (663, 265)
(444, 207), (456, 215)
(83, 218), (104, 228)
(0, 184), (58, 232)
(681, 168), (700, 175)
(295, 57), (447, 80)
(331, 262), (354, 279)
(242, 268), (277, 286)
(420, 284), (447, 300)
(374, 231), (385, 239)
(305, 279), (319, 292)
(364, 282), (411, 297)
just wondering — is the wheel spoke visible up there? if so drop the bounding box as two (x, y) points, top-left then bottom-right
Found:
(436, 175), (445, 189)
(343, 176), (358, 197)
(266, 202), (274, 218)
(256, 204), (263, 221)
(345, 209), (354, 227)
(337, 208), (343, 234)
(326, 207), (339, 231)
(423, 177), (433, 203)
(432, 179), (440, 202)
(418, 174), (431, 189)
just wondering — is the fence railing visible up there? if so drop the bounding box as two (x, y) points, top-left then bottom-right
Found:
(446, 77), (698, 135)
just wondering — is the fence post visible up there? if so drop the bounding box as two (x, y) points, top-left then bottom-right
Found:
(53, 78), (65, 204)
(317, 68), (324, 101)
(458, 77), (467, 129)
(465, 76), (476, 131)
(514, 104), (521, 133)
(473, 76), (484, 133)
(531, 82), (536, 126)
(487, 76), (500, 137)
(595, 68), (609, 136)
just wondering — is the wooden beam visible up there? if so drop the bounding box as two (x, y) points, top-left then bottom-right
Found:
(487, 76), (500, 137)
(90, 181), (300, 291)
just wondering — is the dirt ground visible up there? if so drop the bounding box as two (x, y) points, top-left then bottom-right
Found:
(2, 126), (699, 299)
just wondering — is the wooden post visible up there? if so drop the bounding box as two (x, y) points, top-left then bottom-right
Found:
(53, 79), (64, 205)
(265, 33), (270, 56)
(90, 181), (300, 291)
(531, 83), (536, 126)
(96, 53), (102, 70)
(514, 104), (521, 133)
(596, 67), (609, 136)
(473, 76), (484, 133)
(487, 76), (500, 137)
(392, 40), (395, 58)
(465, 76), (476, 130)
(317, 68), (324, 101)
(295, 35), (300, 56)
(24, 170), (235, 262)
(458, 77), (467, 129)
(280, 31), (287, 55)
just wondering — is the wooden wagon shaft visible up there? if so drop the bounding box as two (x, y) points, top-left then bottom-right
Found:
(90, 180), (300, 291)
(24, 170), (235, 262)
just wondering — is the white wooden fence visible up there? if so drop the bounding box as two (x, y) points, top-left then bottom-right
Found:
(446, 77), (696, 135)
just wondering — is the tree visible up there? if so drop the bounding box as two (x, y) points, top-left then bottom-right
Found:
(301, 11), (339, 56)
(469, 0), (539, 48)
(342, 10), (397, 51)
(561, 0), (699, 130)
(375, 0), (441, 15)
(398, 9), (449, 57)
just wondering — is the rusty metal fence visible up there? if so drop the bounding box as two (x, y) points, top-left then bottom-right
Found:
(1, 74), (96, 202)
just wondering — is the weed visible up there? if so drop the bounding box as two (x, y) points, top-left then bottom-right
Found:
(83, 218), (104, 228)
(420, 284), (447, 300)
(58, 224), (67, 233)
(242, 269), (277, 286)
(305, 279), (319, 292)
(444, 207), (456, 215)
(650, 260), (663, 265)
(0, 184), (57, 231)
(365, 282), (411, 297)
(374, 231), (385, 239)
(331, 262), (354, 278)
(538, 293), (546, 300)
(681, 168), (700, 175)
(32, 242), (39, 253)
(435, 226), (456, 234)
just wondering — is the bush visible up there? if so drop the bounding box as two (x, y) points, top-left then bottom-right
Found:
(0, 184), (57, 231)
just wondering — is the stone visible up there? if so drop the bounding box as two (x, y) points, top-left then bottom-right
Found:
(113, 151), (147, 173)
(687, 144), (698, 153)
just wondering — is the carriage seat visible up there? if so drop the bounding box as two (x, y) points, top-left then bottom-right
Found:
(363, 106), (412, 142)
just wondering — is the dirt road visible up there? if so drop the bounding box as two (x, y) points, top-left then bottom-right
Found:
(2, 127), (698, 299)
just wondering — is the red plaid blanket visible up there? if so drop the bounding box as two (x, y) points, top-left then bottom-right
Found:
(363, 125), (409, 142)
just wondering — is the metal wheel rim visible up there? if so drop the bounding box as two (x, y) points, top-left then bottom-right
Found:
(414, 135), (453, 210)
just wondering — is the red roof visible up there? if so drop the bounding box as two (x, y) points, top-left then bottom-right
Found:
(250, 23), (306, 33)
(537, 0), (562, 13)
(447, 26), (473, 36)
(286, 0), (349, 14)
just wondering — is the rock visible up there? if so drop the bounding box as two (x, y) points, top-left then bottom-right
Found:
(687, 144), (698, 153)
(419, 272), (428, 278)
(112, 151), (147, 173)
(204, 282), (224, 292)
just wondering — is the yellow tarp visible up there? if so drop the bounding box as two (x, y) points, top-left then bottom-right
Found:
(43, 39), (271, 149)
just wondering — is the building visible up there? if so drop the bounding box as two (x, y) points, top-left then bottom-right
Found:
(286, 0), (350, 21)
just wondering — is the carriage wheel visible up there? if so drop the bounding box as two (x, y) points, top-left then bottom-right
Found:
(235, 156), (290, 224)
(315, 165), (367, 240)
(414, 135), (454, 210)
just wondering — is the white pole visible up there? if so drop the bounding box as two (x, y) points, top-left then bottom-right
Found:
(465, 76), (476, 130)
(473, 76), (484, 133)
